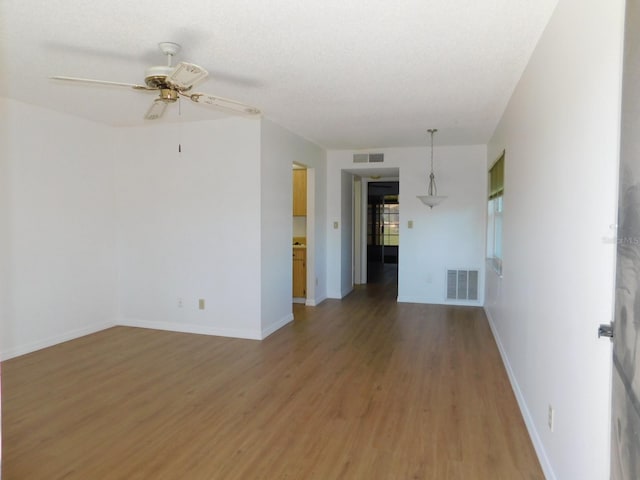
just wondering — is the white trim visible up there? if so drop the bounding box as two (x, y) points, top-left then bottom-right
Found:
(341, 285), (354, 298)
(397, 295), (482, 306)
(396, 296), (430, 304)
(328, 287), (354, 299)
(0, 321), (115, 360)
(3, 313), (296, 359)
(484, 306), (557, 480)
(305, 294), (327, 307)
(261, 313), (294, 339)
(117, 318), (262, 341)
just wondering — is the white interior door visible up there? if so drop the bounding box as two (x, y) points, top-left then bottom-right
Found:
(611, 0), (640, 477)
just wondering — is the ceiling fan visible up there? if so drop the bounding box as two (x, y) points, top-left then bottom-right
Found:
(51, 42), (261, 120)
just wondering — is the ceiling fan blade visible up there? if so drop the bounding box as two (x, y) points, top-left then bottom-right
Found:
(145, 99), (168, 120)
(50, 75), (153, 90)
(168, 62), (208, 90)
(188, 92), (261, 116)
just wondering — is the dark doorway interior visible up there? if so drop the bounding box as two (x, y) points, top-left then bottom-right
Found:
(367, 181), (399, 287)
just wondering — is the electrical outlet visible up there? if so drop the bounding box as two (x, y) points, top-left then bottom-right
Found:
(548, 405), (554, 432)
(177, 297), (183, 308)
(408, 220), (414, 229)
(333, 221), (339, 229)
(198, 298), (205, 310)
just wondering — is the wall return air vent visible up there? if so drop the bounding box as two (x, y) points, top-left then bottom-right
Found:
(446, 269), (479, 301)
(353, 153), (384, 163)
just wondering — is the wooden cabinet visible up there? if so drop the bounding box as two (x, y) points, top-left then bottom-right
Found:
(292, 248), (306, 298)
(293, 169), (307, 216)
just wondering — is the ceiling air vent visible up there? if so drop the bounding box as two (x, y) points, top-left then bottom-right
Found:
(353, 153), (384, 163)
(446, 269), (479, 301)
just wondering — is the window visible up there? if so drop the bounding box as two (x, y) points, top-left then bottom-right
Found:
(487, 152), (504, 274)
(368, 196), (399, 246)
(381, 199), (399, 246)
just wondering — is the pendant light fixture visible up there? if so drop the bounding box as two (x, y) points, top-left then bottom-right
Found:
(417, 128), (447, 208)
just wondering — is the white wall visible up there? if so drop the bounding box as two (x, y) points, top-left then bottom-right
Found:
(326, 146), (487, 304)
(115, 117), (264, 339)
(0, 102), (11, 359)
(0, 103), (326, 355)
(399, 146), (487, 304)
(115, 117), (325, 340)
(306, 165), (328, 306)
(259, 119), (325, 336)
(340, 171), (354, 297)
(0, 98), (117, 359)
(484, 0), (624, 478)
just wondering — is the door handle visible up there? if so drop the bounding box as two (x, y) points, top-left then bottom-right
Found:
(598, 323), (614, 341)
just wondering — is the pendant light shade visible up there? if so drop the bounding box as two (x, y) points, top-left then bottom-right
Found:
(417, 128), (447, 208)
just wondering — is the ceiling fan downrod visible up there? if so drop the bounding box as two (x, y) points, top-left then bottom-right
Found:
(158, 42), (181, 67)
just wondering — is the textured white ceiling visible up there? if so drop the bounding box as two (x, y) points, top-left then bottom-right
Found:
(0, 0), (558, 149)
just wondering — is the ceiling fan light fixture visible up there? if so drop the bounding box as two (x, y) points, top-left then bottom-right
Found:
(417, 128), (447, 209)
(159, 88), (178, 102)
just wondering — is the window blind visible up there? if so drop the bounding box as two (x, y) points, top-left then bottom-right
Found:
(489, 152), (504, 199)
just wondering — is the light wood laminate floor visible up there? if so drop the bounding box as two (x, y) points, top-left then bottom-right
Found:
(2, 284), (543, 479)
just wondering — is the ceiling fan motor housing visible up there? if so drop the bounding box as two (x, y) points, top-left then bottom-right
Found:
(144, 65), (174, 88)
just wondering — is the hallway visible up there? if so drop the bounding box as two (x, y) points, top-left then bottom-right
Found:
(3, 286), (542, 479)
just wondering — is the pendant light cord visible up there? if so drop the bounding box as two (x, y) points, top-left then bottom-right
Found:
(428, 128), (438, 196)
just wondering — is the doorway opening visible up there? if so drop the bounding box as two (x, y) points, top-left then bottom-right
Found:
(292, 163), (315, 305)
(367, 181), (399, 289)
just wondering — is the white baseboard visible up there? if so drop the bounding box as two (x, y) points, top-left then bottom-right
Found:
(305, 294), (327, 307)
(261, 313), (294, 339)
(341, 285), (354, 298)
(397, 295), (482, 306)
(484, 307), (556, 480)
(397, 295), (429, 304)
(117, 318), (262, 340)
(328, 288), (354, 300)
(3, 314), (296, 359)
(1, 321), (115, 361)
